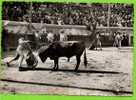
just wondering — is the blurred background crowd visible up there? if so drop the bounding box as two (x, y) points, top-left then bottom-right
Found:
(3, 2), (133, 27)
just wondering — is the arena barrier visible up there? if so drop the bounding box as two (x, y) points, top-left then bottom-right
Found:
(2, 20), (133, 51)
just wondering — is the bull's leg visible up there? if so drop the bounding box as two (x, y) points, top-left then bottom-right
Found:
(67, 58), (70, 62)
(75, 56), (81, 71)
(6, 53), (20, 67)
(52, 59), (57, 71)
(52, 60), (56, 71)
(55, 58), (59, 70)
(53, 58), (59, 71)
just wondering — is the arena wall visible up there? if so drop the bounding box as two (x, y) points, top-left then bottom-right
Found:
(2, 21), (133, 51)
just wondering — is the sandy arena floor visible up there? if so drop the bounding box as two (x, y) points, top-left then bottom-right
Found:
(0, 47), (133, 96)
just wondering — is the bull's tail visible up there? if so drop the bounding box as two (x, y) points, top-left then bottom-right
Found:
(84, 48), (87, 67)
(33, 57), (38, 68)
(32, 53), (38, 68)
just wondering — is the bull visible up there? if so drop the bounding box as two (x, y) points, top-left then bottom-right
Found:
(38, 41), (87, 71)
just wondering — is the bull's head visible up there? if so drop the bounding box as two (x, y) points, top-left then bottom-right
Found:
(38, 46), (49, 63)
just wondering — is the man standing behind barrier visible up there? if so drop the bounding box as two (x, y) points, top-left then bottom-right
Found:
(47, 31), (54, 43)
(114, 32), (123, 49)
(95, 32), (102, 50)
(59, 30), (68, 41)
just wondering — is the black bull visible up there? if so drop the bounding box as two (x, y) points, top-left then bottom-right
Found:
(38, 41), (87, 71)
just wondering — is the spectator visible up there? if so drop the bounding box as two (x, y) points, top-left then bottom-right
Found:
(46, 31), (54, 43)
(57, 18), (63, 25)
(95, 32), (102, 50)
(113, 32), (123, 48)
(59, 30), (68, 41)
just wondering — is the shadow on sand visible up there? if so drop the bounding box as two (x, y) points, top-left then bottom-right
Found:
(18, 67), (121, 74)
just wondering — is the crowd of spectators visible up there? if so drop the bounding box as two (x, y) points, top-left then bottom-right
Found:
(3, 2), (133, 27)
(3, 2), (30, 21)
(110, 4), (133, 27)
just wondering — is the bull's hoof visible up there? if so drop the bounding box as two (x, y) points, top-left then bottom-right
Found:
(18, 67), (24, 71)
(55, 68), (58, 71)
(32, 67), (35, 70)
(74, 69), (78, 72)
(51, 68), (55, 71)
(28, 66), (36, 70)
(51, 68), (58, 71)
(67, 58), (70, 62)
